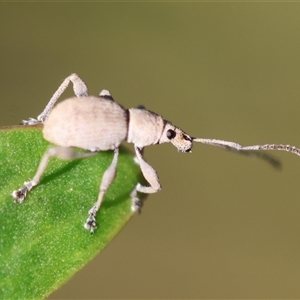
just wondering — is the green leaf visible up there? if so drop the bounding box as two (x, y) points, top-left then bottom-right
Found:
(0, 126), (144, 299)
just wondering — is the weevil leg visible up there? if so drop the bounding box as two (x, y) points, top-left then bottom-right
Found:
(133, 147), (144, 165)
(130, 187), (143, 213)
(130, 146), (161, 212)
(99, 89), (114, 101)
(12, 146), (96, 203)
(22, 74), (88, 125)
(84, 148), (119, 233)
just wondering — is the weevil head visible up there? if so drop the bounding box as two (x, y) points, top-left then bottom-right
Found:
(160, 123), (193, 153)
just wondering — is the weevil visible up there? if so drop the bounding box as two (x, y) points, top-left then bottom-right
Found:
(12, 74), (300, 233)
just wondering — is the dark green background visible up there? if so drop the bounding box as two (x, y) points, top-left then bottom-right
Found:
(1, 3), (300, 298)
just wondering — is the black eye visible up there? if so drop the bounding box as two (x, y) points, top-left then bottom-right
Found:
(166, 129), (176, 139)
(183, 135), (191, 141)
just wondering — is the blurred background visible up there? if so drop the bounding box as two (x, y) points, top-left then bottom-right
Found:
(1, 3), (300, 298)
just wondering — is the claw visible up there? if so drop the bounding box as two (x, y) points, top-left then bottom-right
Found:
(21, 117), (43, 125)
(84, 206), (98, 233)
(131, 197), (143, 214)
(12, 186), (29, 203)
(12, 180), (35, 203)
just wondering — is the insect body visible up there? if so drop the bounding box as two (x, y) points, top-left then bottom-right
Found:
(12, 74), (300, 233)
(44, 96), (128, 151)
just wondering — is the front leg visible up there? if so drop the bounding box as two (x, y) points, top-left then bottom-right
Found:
(130, 146), (161, 212)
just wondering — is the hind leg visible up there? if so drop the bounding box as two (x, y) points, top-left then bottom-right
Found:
(22, 74), (89, 125)
(12, 146), (96, 203)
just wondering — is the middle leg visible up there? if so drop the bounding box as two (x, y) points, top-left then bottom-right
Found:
(84, 148), (119, 233)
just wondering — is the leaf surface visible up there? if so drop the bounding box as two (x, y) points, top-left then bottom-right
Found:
(0, 126), (143, 299)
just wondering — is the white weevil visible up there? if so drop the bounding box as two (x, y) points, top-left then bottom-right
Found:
(12, 74), (300, 233)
